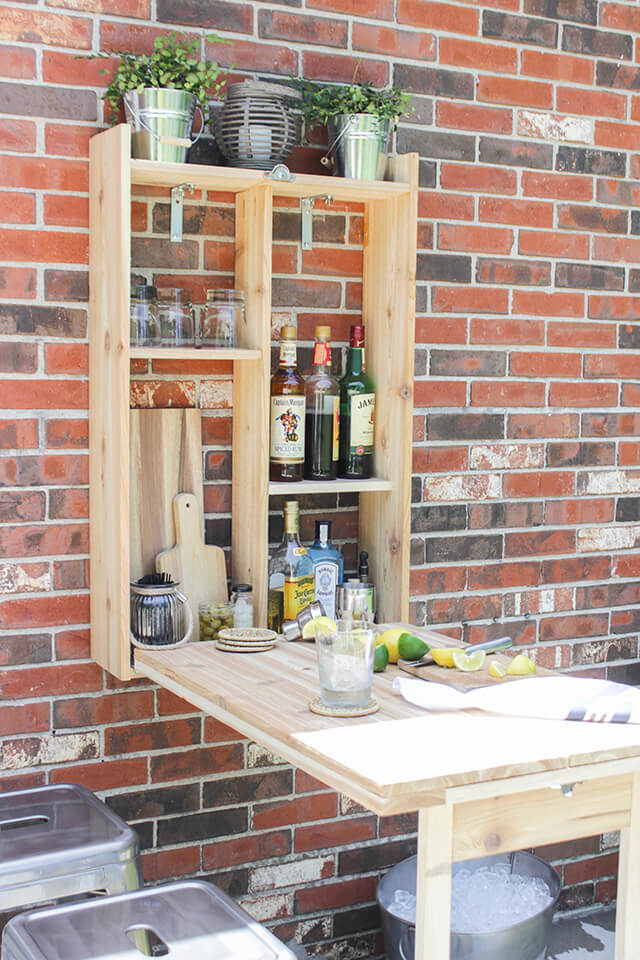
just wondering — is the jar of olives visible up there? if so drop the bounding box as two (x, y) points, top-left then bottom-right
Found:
(199, 600), (233, 642)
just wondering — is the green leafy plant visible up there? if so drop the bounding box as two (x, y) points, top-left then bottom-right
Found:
(85, 32), (229, 123)
(297, 78), (411, 129)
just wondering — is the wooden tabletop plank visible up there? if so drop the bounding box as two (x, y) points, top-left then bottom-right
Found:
(134, 636), (640, 815)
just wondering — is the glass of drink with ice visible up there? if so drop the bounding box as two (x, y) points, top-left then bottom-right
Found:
(316, 619), (375, 709)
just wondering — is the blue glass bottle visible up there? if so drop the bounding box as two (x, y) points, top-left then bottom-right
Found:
(307, 520), (344, 620)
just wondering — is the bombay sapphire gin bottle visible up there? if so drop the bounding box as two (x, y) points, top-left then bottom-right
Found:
(307, 520), (344, 620)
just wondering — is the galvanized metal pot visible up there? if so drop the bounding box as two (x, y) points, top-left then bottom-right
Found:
(326, 114), (390, 180)
(377, 852), (560, 960)
(124, 88), (199, 163)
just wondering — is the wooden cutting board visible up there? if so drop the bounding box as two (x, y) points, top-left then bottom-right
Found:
(386, 623), (557, 691)
(129, 409), (203, 582)
(156, 493), (227, 642)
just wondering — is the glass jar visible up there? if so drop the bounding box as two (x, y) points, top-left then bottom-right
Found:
(199, 599), (233, 642)
(157, 288), (195, 347)
(199, 289), (244, 348)
(232, 584), (254, 628)
(130, 284), (160, 347)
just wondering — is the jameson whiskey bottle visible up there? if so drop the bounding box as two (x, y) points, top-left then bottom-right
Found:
(338, 324), (376, 479)
(270, 325), (306, 482)
(268, 500), (315, 632)
(305, 325), (340, 480)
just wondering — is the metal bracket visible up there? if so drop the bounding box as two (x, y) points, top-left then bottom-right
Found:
(170, 182), (195, 243)
(265, 164), (295, 182)
(551, 782), (579, 798)
(301, 194), (333, 251)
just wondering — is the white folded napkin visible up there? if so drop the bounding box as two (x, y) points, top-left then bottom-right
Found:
(393, 675), (640, 724)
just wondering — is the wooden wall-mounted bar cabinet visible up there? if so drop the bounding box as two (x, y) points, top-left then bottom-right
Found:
(89, 123), (418, 680)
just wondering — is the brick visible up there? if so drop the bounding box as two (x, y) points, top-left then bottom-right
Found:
(0, 44), (36, 79)
(519, 229), (589, 259)
(151, 745), (244, 782)
(204, 831), (291, 870)
(426, 535), (503, 563)
(594, 236), (640, 265)
(301, 50), (387, 86)
(156, 0), (252, 30)
(476, 260), (550, 287)
(50, 758), (148, 791)
(471, 380), (546, 407)
(0, 380), (87, 410)
(204, 770), (293, 808)
(470, 443), (543, 470)
(419, 191), (475, 221)
(141, 846), (200, 884)
(558, 204), (627, 234)
(302, 248), (362, 278)
(0, 82), (96, 121)
(295, 876), (378, 914)
(619, 325), (640, 349)
(547, 497), (614, 524)
(550, 382), (618, 407)
(584, 354), (640, 379)
(44, 195), (89, 228)
(0, 560), (50, 594)
(45, 419), (88, 449)
(430, 349), (506, 377)
(439, 37), (517, 74)
(0, 702), (49, 737)
(0, 491), (45, 524)
(428, 413), (504, 441)
(45, 270), (88, 302)
(504, 471), (575, 498)
(478, 76), (553, 109)
(563, 26), (632, 61)
(415, 315), (468, 345)
(259, 10), (347, 46)
(295, 817), (377, 853)
(583, 413), (640, 438)
(413, 446), (468, 473)
(548, 321), (615, 349)
(557, 146), (626, 178)
(413, 379), (466, 406)
(0, 191), (35, 225)
(596, 121), (640, 153)
(505, 529), (576, 557)
(416, 254), (471, 283)
(0, 230), (87, 265)
(558, 261), (625, 290)
(483, 11), (557, 47)
(510, 352), (581, 378)
(0, 343), (37, 374)
(0, 267), (36, 299)
(54, 691), (153, 728)
(0, 8), (91, 47)
(130, 380), (195, 408)
(55, 559), (88, 593)
(518, 110), (593, 145)
(397, 0), (478, 34)
(522, 171), (593, 201)
(524, 0), (596, 24)
(253, 794), (338, 830)
(423, 474), (500, 502)
(432, 286), (509, 314)
(469, 561), (541, 590)
(411, 504), (467, 533)
(440, 162), (517, 195)
(513, 290), (584, 317)
(556, 86), (626, 121)
(0, 594), (88, 629)
(1, 733), (99, 770)
(394, 63), (474, 100)
(479, 196), (553, 228)
(597, 179), (640, 206)
(398, 128), (475, 162)
(0, 420), (38, 451)
(308, 0), (391, 15)
(410, 565), (467, 596)
(204, 37), (297, 75)
(522, 49), (593, 85)
(0, 304), (86, 337)
(272, 278), (341, 308)
(0, 119), (36, 154)
(439, 225), (513, 255)
(479, 136), (553, 169)
(353, 23), (435, 59)
(50, 489), (89, 519)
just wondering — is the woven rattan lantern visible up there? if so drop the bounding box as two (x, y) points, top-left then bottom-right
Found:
(213, 80), (301, 170)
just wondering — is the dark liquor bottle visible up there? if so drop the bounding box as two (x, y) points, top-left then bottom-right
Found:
(305, 325), (340, 480)
(267, 500), (315, 632)
(270, 325), (306, 482)
(338, 324), (376, 479)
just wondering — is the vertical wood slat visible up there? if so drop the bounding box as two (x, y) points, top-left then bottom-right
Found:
(415, 805), (453, 960)
(232, 184), (273, 625)
(615, 771), (640, 960)
(360, 153), (419, 624)
(89, 124), (132, 679)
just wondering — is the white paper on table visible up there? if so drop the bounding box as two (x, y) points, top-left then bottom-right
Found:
(393, 675), (640, 724)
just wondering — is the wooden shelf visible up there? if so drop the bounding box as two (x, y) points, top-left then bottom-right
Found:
(89, 123), (418, 680)
(269, 478), (393, 495)
(130, 346), (261, 361)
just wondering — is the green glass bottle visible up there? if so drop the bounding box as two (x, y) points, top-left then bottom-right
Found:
(338, 324), (376, 479)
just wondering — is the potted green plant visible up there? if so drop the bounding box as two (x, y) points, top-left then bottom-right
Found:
(298, 78), (411, 179)
(88, 32), (229, 163)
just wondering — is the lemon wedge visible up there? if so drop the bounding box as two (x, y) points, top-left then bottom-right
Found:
(301, 616), (337, 640)
(431, 648), (457, 668)
(489, 660), (507, 678)
(506, 653), (536, 676)
(452, 649), (486, 672)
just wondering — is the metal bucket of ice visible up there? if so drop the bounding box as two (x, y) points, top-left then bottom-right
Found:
(377, 851), (560, 960)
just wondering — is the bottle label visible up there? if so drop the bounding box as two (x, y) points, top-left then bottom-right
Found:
(330, 396), (339, 461)
(280, 340), (297, 366)
(312, 342), (331, 366)
(270, 395), (305, 462)
(349, 393), (375, 453)
(313, 559), (339, 620)
(284, 574), (315, 620)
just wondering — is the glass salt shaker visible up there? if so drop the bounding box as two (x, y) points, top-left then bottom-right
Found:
(232, 584), (254, 628)
(157, 287), (195, 347)
(199, 289), (244, 348)
(130, 284), (160, 347)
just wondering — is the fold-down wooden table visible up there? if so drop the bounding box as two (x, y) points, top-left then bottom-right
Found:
(135, 634), (640, 960)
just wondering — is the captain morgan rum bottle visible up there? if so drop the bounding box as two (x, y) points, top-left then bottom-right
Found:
(270, 325), (306, 482)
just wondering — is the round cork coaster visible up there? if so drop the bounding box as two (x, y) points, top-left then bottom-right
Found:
(308, 697), (379, 718)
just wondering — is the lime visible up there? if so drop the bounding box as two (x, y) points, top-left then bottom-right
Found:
(301, 616), (337, 640)
(489, 660), (507, 678)
(378, 627), (405, 664)
(452, 649), (486, 672)
(374, 643), (389, 672)
(398, 632), (430, 661)
(506, 653), (536, 676)
(431, 648), (457, 668)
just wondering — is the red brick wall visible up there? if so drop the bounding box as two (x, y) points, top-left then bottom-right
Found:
(1, 0), (639, 954)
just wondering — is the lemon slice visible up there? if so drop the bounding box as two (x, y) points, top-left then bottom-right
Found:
(431, 648), (457, 668)
(301, 616), (337, 640)
(506, 653), (536, 676)
(489, 660), (507, 678)
(452, 649), (486, 672)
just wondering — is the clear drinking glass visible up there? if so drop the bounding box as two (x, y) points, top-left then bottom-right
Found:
(130, 284), (160, 346)
(199, 289), (244, 348)
(157, 288), (195, 347)
(315, 619), (375, 709)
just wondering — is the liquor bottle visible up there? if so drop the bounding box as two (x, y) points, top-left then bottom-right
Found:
(307, 520), (344, 620)
(338, 324), (376, 479)
(358, 550), (370, 582)
(270, 325), (306, 482)
(267, 500), (315, 632)
(305, 325), (340, 480)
